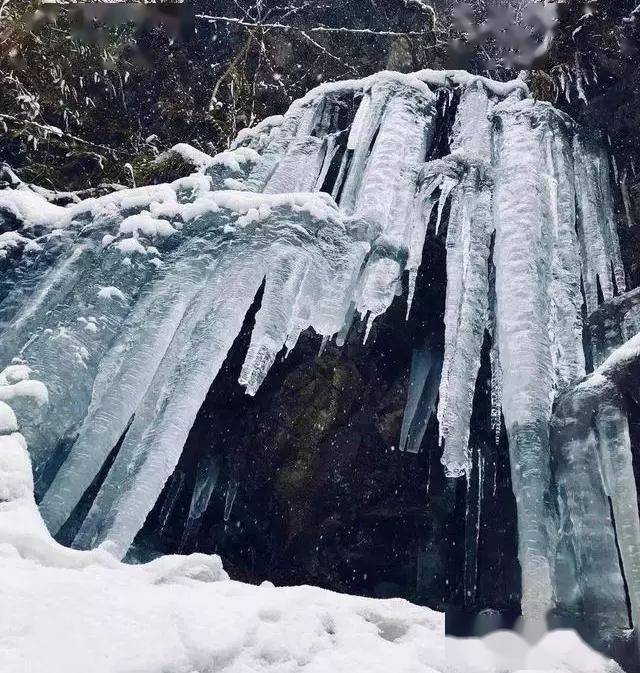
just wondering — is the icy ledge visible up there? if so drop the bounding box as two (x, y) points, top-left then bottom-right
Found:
(0, 368), (622, 673)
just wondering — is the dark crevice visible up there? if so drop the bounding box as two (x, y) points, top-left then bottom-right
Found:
(607, 495), (634, 629)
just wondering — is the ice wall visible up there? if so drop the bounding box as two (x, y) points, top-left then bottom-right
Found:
(552, 327), (640, 636)
(0, 69), (634, 630)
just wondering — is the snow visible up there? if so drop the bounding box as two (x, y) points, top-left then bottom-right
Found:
(3, 556), (446, 673)
(210, 146), (261, 173)
(0, 364), (31, 384)
(0, 231), (29, 253)
(119, 211), (176, 238)
(97, 286), (127, 302)
(583, 330), (640, 392)
(0, 189), (66, 229)
(446, 631), (624, 673)
(414, 69), (530, 98)
(114, 237), (148, 255)
(155, 142), (215, 169)
(232, 114), (285, 150)
(0, 379), (48, 406)
(0, 401), (17, 433)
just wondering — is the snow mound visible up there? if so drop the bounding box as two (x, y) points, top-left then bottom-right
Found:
(0, 189), (67, 229)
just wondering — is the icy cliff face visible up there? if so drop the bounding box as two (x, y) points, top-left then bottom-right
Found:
(0, 69), (633, 630)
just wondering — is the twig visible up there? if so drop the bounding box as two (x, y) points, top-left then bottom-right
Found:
(298, 30), (359, 74)
(0, 113), (122, 155)
(196, 14), (433, 37)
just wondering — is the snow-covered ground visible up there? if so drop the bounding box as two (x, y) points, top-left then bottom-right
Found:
(0, 367), (624, 673)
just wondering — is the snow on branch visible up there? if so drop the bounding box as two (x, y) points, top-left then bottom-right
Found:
(0, 113), (121, 156)
(195, 13), (435, 38)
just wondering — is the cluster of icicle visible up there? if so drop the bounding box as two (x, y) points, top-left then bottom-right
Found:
(0, 68), (628, 624)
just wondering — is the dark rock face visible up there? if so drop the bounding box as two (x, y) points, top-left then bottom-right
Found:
(131, 233), (520, 619)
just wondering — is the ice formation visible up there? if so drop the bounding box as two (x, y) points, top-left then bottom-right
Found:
(0, 68), (635, 633)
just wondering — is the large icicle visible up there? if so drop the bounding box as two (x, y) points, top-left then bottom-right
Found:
(544, 115), (586, 391)
(492, 94), (559, 621)
(354, 82), (436, 327)
(39, 235), (224, 534)
(73, 253), (266, 557)
(436, 82), (493, 478)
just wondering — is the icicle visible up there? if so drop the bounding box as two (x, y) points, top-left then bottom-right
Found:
(363, 313), (375, 344)
(544, 118), (586, 391)
(335, 301), (356, 347)
(239, 248), (309, 396)
(434, 178), (455, 236)
(463, 452), (482, 605)
(612, 154), (620, 184)
(492, 93), (558, 621)
(314, 134), (340, 193)
(621, 168), (636, 228)
(596, 401), (640, 627)
(399, 346), (442, 454)
(158, 471), (185, 537)
(405, 183), (439, 319)
(338, 81), (394, 214)
(264, 136), (326, 194)
(244, 97), (324, 192)
(353, 86), (435, 232)
(352, 82), (436, 324)
(72, 255), (266, 557)
(330, 150), (350, 204)
(40, 246), (221, 534)
(574, 134), (626, 314)
(436, 83), (493, 478)
(180, 456), (220, 550)
(489, 336), (503, 446)
(223, 480), (239, 522)
(346, 92), (371, 151)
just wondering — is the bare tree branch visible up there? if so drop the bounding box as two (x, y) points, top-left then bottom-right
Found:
(195, 14), (434, 37)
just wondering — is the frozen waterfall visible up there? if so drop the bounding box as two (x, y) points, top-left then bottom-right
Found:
(0, 68), (636, 631)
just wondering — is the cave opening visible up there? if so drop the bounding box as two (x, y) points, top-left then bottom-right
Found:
(130, 223), (520, 621)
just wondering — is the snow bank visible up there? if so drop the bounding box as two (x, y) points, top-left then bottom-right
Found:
(3, 557), (446, 673)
